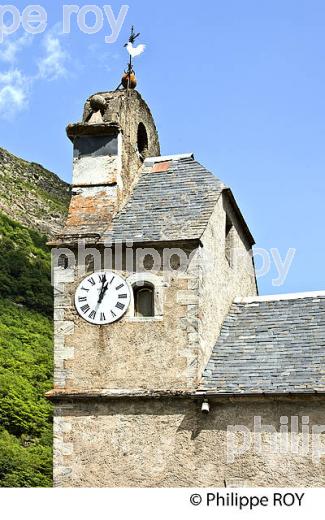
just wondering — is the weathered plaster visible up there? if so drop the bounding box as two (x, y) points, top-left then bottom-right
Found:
(53, 396), (325, 487)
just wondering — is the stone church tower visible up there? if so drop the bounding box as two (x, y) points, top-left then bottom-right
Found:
(47, 88), (325, 487)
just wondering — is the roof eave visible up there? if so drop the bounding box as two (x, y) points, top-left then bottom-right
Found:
(48, 237), (202, 249)
(195, 390), (325, 397)
(223, 187), (255, 247)
(46, 388), (325, 402)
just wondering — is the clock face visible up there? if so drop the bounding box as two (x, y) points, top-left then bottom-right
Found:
(74, 271), (131, 325)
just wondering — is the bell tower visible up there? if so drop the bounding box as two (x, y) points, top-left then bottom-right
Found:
(48, 47), (257, 487)
(62, 89), (160, 238)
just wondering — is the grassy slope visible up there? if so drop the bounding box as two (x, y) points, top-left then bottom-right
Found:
(0, 211), (53, 486)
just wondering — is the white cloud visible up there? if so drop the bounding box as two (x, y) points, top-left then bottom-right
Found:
(0, 33), (33, 63)
(0, 69), (30, 120)
(37, 30), (69, 81)
(0, 25), (70, 119)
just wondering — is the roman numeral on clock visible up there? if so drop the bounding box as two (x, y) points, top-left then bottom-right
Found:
(78, 296), (87, 302)
(88, 277), (95, 286)
(98, 274), (106, 282)
(116, 283), (124, 291)
(100, 312), (106, 322)
(116, 302), (125, 310)
(118, 294), (128, 299)
(111, 310), (116, 318)
(81, 304), (90, 314)
(89, 310), (97, 320)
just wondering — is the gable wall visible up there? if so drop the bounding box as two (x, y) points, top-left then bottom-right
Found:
(197, 193), (257, 377)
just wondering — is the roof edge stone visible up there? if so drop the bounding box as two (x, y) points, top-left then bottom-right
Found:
(235, 290), (325, 304)
(144, 153), (194, 165)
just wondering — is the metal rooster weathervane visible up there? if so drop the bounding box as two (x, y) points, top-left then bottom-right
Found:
(118, 26), (146, 90)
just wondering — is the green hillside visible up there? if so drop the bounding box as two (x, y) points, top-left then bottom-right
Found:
(0, 151), (69, 487)
(0, 212), (53, 486)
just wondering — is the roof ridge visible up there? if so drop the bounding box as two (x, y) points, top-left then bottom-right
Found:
(234, 291), (325, 303)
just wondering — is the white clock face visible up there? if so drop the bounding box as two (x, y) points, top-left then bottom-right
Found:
(74, 271), (131, 325)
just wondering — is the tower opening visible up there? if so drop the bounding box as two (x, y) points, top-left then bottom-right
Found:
(225, 214), (234, 266)
(134, 283), (154, 317)
(137, 122), (148, 159)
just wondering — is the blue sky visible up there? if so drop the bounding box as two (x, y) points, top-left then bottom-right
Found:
(0, 0), (324, 295)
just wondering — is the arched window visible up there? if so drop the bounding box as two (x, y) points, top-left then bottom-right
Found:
(137, 122), (148, 159)
(85, 254), (95, 273)
(133, 283), (154, 317)
(58, 254), (69, 269)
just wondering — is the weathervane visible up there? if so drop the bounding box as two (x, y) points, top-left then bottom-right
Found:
(119, 26), (146, 90)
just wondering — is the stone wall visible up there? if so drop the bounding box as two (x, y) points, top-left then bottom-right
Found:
(53, 396), (325, 487)
(197, 192), (257, 376)
(53, 243), (201, 392)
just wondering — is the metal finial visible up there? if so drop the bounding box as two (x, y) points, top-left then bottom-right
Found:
(116, 26), (144, 90)
(129, 26), (140, 44)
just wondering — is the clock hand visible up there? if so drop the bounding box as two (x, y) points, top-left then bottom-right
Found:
(101, 274), (107, 289)
(98, 281), (109, 304)
(97, 274), (107, 303)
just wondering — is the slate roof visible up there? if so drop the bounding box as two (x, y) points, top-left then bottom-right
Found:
(200, 294), (325, 394)
(101, 155), (225, 243)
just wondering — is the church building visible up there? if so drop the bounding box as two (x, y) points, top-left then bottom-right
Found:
(47, 84), (325, 487)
